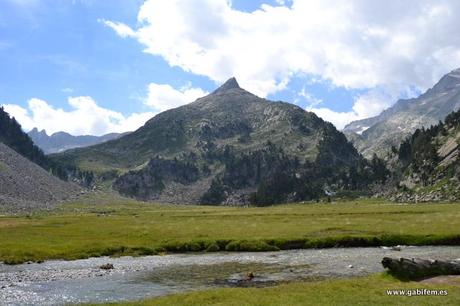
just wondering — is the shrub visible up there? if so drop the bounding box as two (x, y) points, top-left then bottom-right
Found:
(205, 242), (220, 252)
(225, 240), (279, 252)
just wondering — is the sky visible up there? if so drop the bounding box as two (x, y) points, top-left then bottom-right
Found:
(2, 0), (460, 136)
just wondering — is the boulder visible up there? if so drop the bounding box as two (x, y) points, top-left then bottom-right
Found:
(382, 257), (460, 279)
(99, 263), (114, 270)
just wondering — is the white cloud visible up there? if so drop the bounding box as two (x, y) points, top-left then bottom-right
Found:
(2, 81), (207, 136)
(3, 97), (155, 136)
(103, 0), (460, 127)
(298, 87), (322, 107)
(104, 0), (460, 98)
(307, 108), (359, 131)
(308, 86), (410, 129)
(145, 82), (208, 111)
(99, 19), (136, 38)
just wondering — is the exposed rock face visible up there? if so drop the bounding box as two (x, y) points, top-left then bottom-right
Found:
(0, 143), (80, 213)
(212, 77), (241, 94)
(28, 128), (128, 154)
(379, 108), (460, 202)
(344, 68), (460, 158)
(54, 78), (385, 205)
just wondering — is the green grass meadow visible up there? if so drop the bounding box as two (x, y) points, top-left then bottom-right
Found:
(94, 274), (460, 306)
(0, 193), (459, 264)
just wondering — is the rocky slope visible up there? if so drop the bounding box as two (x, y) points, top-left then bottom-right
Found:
(344, 68), (460, 158)
(0, 143), (80, 213)
(28, 128), (127, 154)
(0, 107), (49, 170)
(54, 78), (387, 205)
(385, 109), (460, 202)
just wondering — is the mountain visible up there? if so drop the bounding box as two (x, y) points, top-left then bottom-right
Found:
(344, 68), (460, 158)
(0, 107), (94, 186)
(53, 78), (387, 205)
(0, 107), (81, 212)
(28, 128), (128, 154)
(0, 143), (80, 213)
(0, 107), (50, 169)
(387, 109), (460, 202)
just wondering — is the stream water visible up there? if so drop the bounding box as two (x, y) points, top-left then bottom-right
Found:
(1, 246), (459, 305)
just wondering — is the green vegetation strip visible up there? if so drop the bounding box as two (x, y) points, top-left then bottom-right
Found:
(93, 274), (460, 306)
(1, 194), (460, 264)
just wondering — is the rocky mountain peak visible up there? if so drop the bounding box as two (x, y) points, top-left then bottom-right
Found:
(29, 127), (48, 137)
(344, 67), (460, 158)
(430, 67), (460, 94)
(212, 77), (241, 94)
(51, 131), (72, 137)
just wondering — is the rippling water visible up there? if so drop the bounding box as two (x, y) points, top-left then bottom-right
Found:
(1, 246), (459, 305)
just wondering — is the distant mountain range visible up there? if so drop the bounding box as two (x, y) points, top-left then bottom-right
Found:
(53, 78), (386, 205)
(344, 68), (460, 158)
(4, 68), (460, 209)
(28, 128), (128, 154)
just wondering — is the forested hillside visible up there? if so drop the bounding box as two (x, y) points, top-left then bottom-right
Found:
(391, 109), (460, 201)
(0, 107), (49, 168)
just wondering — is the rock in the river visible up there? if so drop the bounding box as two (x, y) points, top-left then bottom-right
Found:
(99, 263), (114, 270)
(245, 271), (255, 280)
(381, 246), (402, 251)
(382, 257), (460, 279)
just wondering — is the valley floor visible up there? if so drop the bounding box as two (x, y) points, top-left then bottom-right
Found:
(0, 193), (459, 264)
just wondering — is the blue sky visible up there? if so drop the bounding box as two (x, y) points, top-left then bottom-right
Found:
(1, 0), (460, 135)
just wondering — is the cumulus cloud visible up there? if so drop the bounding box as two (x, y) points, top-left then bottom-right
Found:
(104, 0), (460, 126)
(307, 108), (359, 131)
(2, 81), (207, 135)
(308, 86), (413, 129)
(3, 97), (155, 136)
(145, 82), (208, 111)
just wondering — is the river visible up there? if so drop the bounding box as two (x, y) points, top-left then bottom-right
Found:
(1, 246), (459, 305)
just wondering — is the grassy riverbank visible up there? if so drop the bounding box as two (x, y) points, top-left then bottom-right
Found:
(100, 274), (460, 306)
(1, 193), (460, 264)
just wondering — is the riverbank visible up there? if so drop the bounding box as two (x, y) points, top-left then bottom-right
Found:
(110, 273), (460, 306)
(1, 247), (459, 305)
(1, 194), (460, 264)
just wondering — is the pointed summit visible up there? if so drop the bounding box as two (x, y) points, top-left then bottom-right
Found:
(212, 77), (241, 94)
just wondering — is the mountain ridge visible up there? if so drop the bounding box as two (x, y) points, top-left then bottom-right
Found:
(28, 128), (128, 154)
(344, 68), (460, 158)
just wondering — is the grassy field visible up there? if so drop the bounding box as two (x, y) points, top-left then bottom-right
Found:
(0, 193), (460, 264)
(98, 274), (460, 306)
